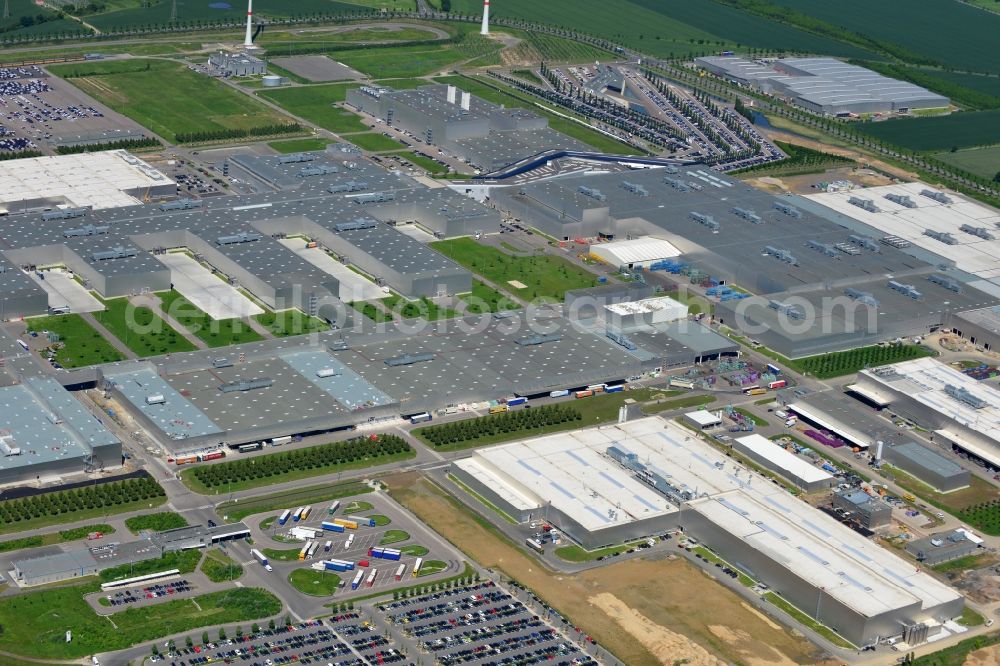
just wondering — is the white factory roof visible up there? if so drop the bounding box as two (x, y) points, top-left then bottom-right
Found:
(859, 357), (1000, 467)
(455, 417), (784, 532)
(687, 488), (962, 618)
(806, 182), (1000, 289)
(685, 409), (723, 427)
(589, 237), (681, 265)
(0, 150), (173, 211)
(735, 433), (834, 484)
(604, 295), (688, 320)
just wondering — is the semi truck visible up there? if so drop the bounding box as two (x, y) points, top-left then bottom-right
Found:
(409, 412), (432, 424)
(298, 543), (311, 561)
(327, 500), (341, 515)
(300, 506), (312, 521)
(324, 540), (333, 552)
(605, 384), (624, 393)
(394, 564), (407, 581)
(323, 559), (354, 572)
(277, 509), (291, 526)
(507, 396), (528, 407)
(413, 557), (423, 576)
(291, 507), (304, 522)
(365, 568), (378, 588)
(321, 521), (346, 533)
(549, 389), (570, 398)
(251, 549), (269, 568)
(333, 518), (358, 530)
(350, 569), (365, 590)
(346, 515), (376, 527)
(369, 547), (402, 561)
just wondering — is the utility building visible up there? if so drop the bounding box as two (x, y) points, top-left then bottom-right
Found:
(883, 442), (971, 493)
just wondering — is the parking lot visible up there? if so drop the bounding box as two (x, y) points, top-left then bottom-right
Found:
(99, 578), (194, 609)
(150, 619), (370, 666)
(375, 582), (598, 666)
(326, 611), (410, 665)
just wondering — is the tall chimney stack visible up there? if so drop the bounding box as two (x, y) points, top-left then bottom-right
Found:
(461, 91), (471, 111)
(243, 0), (254, 48)
(446, 85), (457, 104)
(480, 0), (490, 35)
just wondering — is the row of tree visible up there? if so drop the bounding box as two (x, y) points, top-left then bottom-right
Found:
(191, 435), (411, 489)
(56, 137), (160, 154)
(0, 476), (165, 526)
(175, 124), (301, 144)
(419, 404), (582, 448)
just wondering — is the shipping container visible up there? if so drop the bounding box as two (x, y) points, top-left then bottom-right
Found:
(574, 390), (594, 399)
(670, 379), (695, 390)
(365, 568), (378, 587)
(394, 564), (407, 581)
(278, 509), (291, 526)
(604, 384), (624, 393)
(549, 389), (570, 398)
(413, 557), (423, 576)
(321, 521), (346, 533)
(251, 548), (268, 566)
(346, 515), (376, 527)
(351, 570), (365, 590)
(327, 500), (341, 515)
(409, 412), (432, 424)
(741, 386), (761, 395)
(506, 396), (528, 407)
(768, 380), (787, 390)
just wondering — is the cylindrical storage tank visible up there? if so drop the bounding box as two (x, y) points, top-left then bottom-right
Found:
(262, 75), (283, 87)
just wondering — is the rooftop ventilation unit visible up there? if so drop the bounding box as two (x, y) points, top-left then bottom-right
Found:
(686, 181), (704, 191)
(358, 85), (387, 99)
(278, 153), (316, 164)
(773, 201), (802, 218)
(316, 368), (338, 378)
(606, 329), (637, 350)
(806, 240), (839, 258)
(219, 377), (274, 393)
(848, 196), (879, 213)
(328, 181), (368, 194)
(664, 165), (679, 174)
(515, 333), (562, 346)
(620, 181), (648, 196)
(353, 191), (394, 204)
(888, 280), (922, 299)
(884, 193), (917, 208)
(216, 232), (262, 246)
(212, 358), (233, 368)
(921, 189), (952, 204)
(880, 235), (910, 249)
(872, 366), (899, 378)
(848, 234), (881, 252)
(945, 383), (987, 409)
(960, 224), (995, 240)
(90, 246), (138, 262)
(297, 165), (340, 177)
(928, 274), (962, 293)
(42, 207), (88, 221)
(63, 224), (110, 238)
(578, 186), (607, 201)
(333, 219), (377, 232)
(329, 340), (349, 352)
(731, 207), (762, 224)
(0, 434), (21, 457)
(923, 229), (958, 245)
(834, 242), (861, 255)
(761, 245), (798, 266)
(145, 394), (165, 405)
(767, 300), (805, 320)
(844, 288), (879, 307)
(159, 198), (201, 211)
(385, 353), (435, 367)
(689, 211), (719, 231)
(664, 177), (689, 192)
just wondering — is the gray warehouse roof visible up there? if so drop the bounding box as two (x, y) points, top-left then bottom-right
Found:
(887, 442), (967, 479)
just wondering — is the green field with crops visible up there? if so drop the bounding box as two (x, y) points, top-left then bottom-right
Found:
(86, 0), (367, 32)
(856, 110), (1000, 151)
(933, 145), (1000, 180)
(258, 83), (369, 133)
(769, 0), (1000, 74)
(51, 59), (294, 143)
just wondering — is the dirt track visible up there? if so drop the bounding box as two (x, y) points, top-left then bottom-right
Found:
(387, 472), (825, 666)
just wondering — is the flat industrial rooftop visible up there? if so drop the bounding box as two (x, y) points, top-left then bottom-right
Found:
(789, 389), (901, 450)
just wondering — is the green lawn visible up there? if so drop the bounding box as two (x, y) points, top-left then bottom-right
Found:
(379, 529), (410, 545)
(289, 568), (341, 596)
(125, 511), (188, 534)
(345, 131), (407, 152)
(909, 632), (1000, 666)
(934, 145), (1000, 180)
(335, 42), (487, 79)
(349, 300), (393, 323)
(415, 559), (449, 577)
(269, 137), (334, 153)
(381, 294), (458, 321)
(92, 296), (196, 356)
(158, 290), (264, 347)
(554, 542), (639, 562)
(200, 548), (244, 583)
(430, 237), (598, 301)
(733, 407), (769, 427)
(258, 83), (369, 133)
(448, 473), (519, 525)
(458, 280), (521, 314)
(368, 514), (391, 526)
(341, 500), (374, 513)
(100, 549), (202, 584)
(763, 592), (854, 649)
(0, 584), (281, 660)
(398, 150), (449, 174)
(216, 480), (372, 523)
(25, 314), (124, 367)
(52, 59), (295, 143)
(254, 308), (328, 336)
(400, 544), (429, 556)
(649, 394), (717, 413)
(0, 523), (115, 554)
(262, 547), (303, 562)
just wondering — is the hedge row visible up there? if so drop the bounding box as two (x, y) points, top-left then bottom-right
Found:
(174, 123), (301, 144)
(419, 404), (582, 448)
(56, 137), (160, 154)
(0, 476), (165, 527)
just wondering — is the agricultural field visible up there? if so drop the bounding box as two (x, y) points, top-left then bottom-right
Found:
(345, 131), (407, 152)
(84, 0), (365, 32)
(769, 0), (1000, 74)
(502, 31), (613, 65)
(25, 314), (125, 368)
(51, 59), (295, 143)
(257, 83), (369, 133)
(856, 110), (1000, 152)
(430, 237), (599, 301)
(92, 296), (197, 356)
(0, 0), (88, 40)
(334, 38), (499, 78)
(158, 290), (264, 347)
(258, 24), (437, 55)
(934, 145), (1000, 180)
(791, 344), (933, 379)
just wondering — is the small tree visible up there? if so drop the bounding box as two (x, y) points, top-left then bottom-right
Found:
(186, 636), (193, 648)
(218, 627), (227, 641)
(268, 619), (276, 630)
(151, 644), (159, 656)
(252, 623), (260, 634)
(236, 626), (243, 638)
(202, 631), (209, 645)
(284, 614), (292, 627)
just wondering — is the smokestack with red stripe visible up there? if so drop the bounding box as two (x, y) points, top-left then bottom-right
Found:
(480, 0), (490, 35)
(243, 0), (254, 47)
